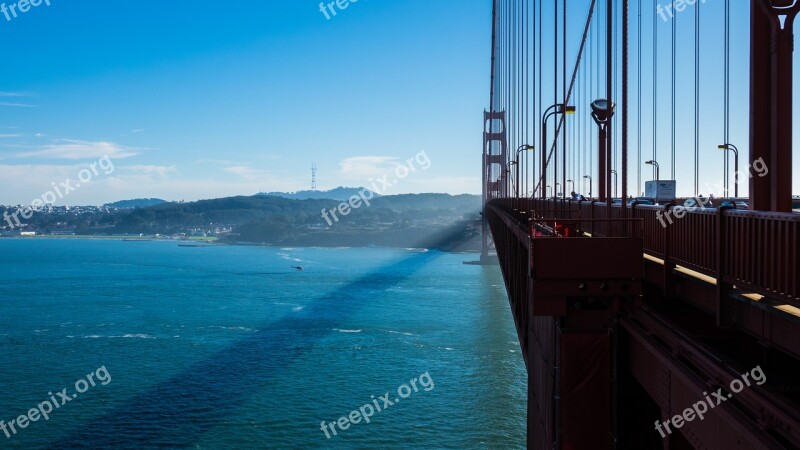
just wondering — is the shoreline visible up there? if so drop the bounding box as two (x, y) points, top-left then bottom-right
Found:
(0, 235), (479, 254)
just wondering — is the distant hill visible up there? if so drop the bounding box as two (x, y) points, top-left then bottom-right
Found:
(104, 193), (482, 251)
(258, 187), (378, 201)
(104, 198), (168, 209)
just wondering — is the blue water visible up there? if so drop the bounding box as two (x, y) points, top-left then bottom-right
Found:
(0, 239), (525, 449)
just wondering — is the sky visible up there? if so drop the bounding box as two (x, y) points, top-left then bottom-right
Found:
(0, 0), (491, 205)
(0, 0), (798, 206)
(493, 0), (800, 199)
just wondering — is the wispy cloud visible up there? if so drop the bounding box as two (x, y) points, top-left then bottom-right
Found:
(339, 156), (402, 179)
(0, 102), (36, 108)
(223, 165), (272, 182)
(16, 140), (141, 160)
(123, 165), (177, 178)
(0, 92), (35, 107)
(196, 158), (237, 165)
(131, 129), (145, 134)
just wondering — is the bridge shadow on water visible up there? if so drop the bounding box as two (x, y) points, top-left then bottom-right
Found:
(52, 225), (475, 449)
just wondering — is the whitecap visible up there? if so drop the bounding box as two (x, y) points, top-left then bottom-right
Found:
(333, 328), (362, 333)
(292, 306), (305, 312)
(209, 326), (254, 332)
(114, 334), (156, 339)
(388, 330), (416, 336)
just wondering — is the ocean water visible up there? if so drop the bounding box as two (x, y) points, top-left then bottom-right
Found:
(0, 239), (525, 449)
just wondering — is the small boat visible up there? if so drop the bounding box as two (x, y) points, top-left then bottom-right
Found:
(291, 265), (303, 271)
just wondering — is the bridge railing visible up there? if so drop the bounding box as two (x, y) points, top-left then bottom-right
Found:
(489, 198), (800, 306)
(723, 209), (800, 302)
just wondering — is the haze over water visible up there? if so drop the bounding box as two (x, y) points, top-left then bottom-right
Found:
(0, 239), (525, 448)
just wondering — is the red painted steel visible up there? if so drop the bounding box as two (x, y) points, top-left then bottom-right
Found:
(518, 199), (800, 307)
(488, 198), (800, 448)
(560, 333), (611, 450)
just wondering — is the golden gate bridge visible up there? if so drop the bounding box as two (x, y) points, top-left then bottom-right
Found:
(481, 0), (800, 448)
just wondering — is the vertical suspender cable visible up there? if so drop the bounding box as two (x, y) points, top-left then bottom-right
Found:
(553, 0), (558, 199)
(672, 1), (676, 180)
(622, 0), (629, 208)
(606, 0), (613, 205)
(524, 0), (528, 201)
(563, 0), (568, 200)
(613, 0), (619, 195)
(536, 0), (542, 203)
(724, 0), (730, 196)
(637, 0), (641, 196)
(694, 0), (700, 196)
(588, 5), (600, 197)
(652, 0), (657, 181)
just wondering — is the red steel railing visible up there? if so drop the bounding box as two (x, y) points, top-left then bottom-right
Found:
(490, 198), (800, 307)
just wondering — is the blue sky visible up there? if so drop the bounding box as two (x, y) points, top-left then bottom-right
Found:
(493, 0), (799, 199)
(0, 0), (490, 205)
(0, 0), (797, 205)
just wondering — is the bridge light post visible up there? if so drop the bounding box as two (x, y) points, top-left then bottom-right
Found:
(645, 160), (660, 182)
(584, 175), (592, 199)
(591, 99), (615, 204)
(718, 143), (739, 198)
(541, 104), (575, 200)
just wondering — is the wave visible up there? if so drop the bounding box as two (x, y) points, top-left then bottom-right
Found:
(79, 334), (156, 339)
(209, 326), (255, 332)
(292, 306), (305, 312)
(388, 330), (416, 336)
(333, 328), (362, 333)
(115, 334), (156, 339)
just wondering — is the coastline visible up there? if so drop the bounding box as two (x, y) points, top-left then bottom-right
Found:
(0, 234), (480, 254)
